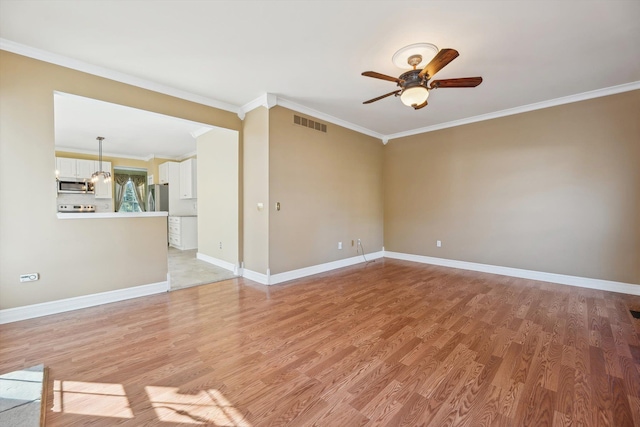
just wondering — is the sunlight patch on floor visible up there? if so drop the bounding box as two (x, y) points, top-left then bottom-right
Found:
(145, 386), (252, 426)
(53, 380), (133, 419)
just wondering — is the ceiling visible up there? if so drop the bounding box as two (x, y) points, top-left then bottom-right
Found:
(1, 1), (639, 146)
(54, 92), (210, 159)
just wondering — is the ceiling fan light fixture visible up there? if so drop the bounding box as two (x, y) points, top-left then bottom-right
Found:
(400, 86), (429, 107)
(362, 46), (481, 109)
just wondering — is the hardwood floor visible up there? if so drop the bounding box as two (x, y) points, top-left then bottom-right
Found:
(1, 259), (639, 426)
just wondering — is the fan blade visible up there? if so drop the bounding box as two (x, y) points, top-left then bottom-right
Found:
(412, 100), (428, 110)
(418, 48), (459, 79)
(363, 90), (401, 104)
(362, 71), (400, 83)
(430, 77), (483, 89)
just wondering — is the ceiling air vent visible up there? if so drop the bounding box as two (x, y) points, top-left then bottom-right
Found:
(293, 114), (327, 133)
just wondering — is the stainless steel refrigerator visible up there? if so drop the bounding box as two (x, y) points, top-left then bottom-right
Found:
(147, 184), (169, 212)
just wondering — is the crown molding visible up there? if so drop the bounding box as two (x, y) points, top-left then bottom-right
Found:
(190, 127), (213, 139)
(0, 38), (239, 114)
(56, 146), (152, 161)
(237, 93), (278, 120)
(55, 146), (186, 162)
(237, 93), (385, 141)
(385, 81), (640, 142)
(236, 81), (639, 144)
(4, 38), (638, 144)
(178, 150), (198, 161)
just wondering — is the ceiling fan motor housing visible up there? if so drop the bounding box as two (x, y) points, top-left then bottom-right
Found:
(399, 69), (427, 91)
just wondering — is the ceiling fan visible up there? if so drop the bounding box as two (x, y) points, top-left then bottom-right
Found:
(362, 48), (482, 110)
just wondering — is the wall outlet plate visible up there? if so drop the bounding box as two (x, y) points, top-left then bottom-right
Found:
(20, 273), (39, 282)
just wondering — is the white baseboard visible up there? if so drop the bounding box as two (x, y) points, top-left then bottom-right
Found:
(384, 251), (640, 296)
(264, 251), (384, 285)
(242, 268), (270, 285)
(0, 281), (168, 324)
(197, 252), (240, 275)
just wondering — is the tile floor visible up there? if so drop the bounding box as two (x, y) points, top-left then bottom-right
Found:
(0, 364), (45, 427)
(167, 247), (237, 290)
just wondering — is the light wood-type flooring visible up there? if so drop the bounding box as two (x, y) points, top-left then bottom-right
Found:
(1, 259), (639, 426)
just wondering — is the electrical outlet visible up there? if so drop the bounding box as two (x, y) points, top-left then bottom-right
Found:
(338, 242), (343, 250)
(436, 240), (442, 247)
(219, 242), (222, 249)
(20, 273), (39, 282)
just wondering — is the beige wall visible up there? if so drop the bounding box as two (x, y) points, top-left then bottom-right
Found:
(10, 217), (167, 308)
(269, 106), (384, 274)
(0, 50), (240, 309)
(242, 107), (270, 274)
(196, 128), (240, 267)
(384, 90), (640, 284)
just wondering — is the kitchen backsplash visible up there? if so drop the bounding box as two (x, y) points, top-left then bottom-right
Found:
(57, 193), (113, 213)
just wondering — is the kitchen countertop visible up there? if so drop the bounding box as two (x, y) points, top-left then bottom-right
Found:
(57, 211), (169, 220)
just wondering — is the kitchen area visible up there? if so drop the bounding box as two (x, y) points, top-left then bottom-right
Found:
(54, 92), (237, 290)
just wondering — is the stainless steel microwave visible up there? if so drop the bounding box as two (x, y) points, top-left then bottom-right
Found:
(57, 179), (94, 194)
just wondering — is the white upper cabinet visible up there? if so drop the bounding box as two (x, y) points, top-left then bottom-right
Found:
(76, 159), (95, 179)
(157, 160), (197, 215)
(179, 159), (197, 199)
(159, 162), (170, 184)
(56, 157), (76, 179)
(56, 157), (95, 180)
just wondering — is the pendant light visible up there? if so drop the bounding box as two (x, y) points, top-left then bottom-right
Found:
(91, 136), (111, 183)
